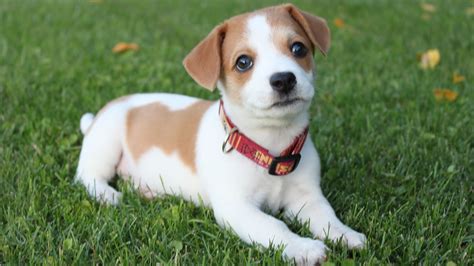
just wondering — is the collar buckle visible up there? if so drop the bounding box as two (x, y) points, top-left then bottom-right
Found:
(268, 154), (301, 176)
(222, 127), (238, 153)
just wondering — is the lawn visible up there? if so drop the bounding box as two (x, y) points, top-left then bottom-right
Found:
(0, 0), (473, 264)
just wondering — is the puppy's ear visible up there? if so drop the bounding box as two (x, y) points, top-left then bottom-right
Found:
(283, 4), (331, 56)
(183, 24), (227, 91)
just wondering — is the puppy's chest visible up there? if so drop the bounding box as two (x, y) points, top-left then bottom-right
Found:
(250, 174), (286, 212)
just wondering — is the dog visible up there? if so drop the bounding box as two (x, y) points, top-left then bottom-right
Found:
(76, 4), (366, 264)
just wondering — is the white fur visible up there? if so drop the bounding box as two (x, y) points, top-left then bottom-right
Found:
(75, 14), (366, 265)
(80, 113), (94, 134)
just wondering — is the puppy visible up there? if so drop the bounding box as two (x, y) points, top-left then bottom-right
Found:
(76, 4), (366, 264)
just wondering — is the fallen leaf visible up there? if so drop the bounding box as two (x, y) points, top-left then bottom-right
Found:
(452, 72), (465, 84)
(419, 49), (440, 69)
(112, 42), (139, 53)
(443, 90), (459, 102)
(333, 18), (345, 28)
(420, 3), (436, 13)
(466, 7), (474, 16)
(433, 88), (459, 102)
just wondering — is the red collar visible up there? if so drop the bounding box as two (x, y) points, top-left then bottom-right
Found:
(219, 100), (308, 176)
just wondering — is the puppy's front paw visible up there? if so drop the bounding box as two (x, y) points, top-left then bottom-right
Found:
(313, 222), (366, 249)
(95, 187), (122, 205)
(284, 238), (328, 266)
(343, 230), (366, 249)
(323, 225), (366, 249)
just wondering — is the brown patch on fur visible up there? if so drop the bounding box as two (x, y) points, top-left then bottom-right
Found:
(265, 7), (315, 72)
(282, 4), (331, 56)
(220, 13), (254, 104)
(126, 100), (212, 173)
(85, 95), (131, 135)
(183, 25), (226, 91)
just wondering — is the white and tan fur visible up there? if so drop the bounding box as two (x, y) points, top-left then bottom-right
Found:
(76, 4), (366, 265)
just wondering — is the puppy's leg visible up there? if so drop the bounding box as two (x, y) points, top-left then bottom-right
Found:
(284, 185), (366, 249)
(75, 110), (124, 205)
(213, 201), (327, 265)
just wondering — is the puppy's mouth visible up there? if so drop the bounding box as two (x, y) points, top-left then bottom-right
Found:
(270, 97), (305, 108)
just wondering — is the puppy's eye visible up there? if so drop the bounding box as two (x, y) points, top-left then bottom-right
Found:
(235, 55), (253, 72)
(291, 42), (308, 58)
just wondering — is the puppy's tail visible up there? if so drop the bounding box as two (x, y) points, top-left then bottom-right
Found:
(80, 113), (95, 135)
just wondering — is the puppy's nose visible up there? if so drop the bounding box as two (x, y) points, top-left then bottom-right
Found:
(270, 72), (297, 94)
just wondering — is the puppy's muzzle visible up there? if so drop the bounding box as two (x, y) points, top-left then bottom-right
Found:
(270, 72), (297, 94)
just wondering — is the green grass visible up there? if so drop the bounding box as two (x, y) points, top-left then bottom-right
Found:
(1, 0), (473, 264)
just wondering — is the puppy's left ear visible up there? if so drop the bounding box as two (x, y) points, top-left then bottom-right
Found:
(183, 24), (227, 91)
(283, 4), (331, 56)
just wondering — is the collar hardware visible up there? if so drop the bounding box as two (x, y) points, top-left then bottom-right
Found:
(222, 127), (238, 153)
(219, 100), (308, 176)
(268, 153), (301, 176)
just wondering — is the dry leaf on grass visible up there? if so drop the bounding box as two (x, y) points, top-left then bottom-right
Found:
(419, 49), (440, 69)
(112, 42), (139, 53)
(443, 90), (459, 102)
(420, 3), (436, 13)
(333, 18), (345, 28)
(433, 88), (459, 102)
(452, 73), (465, 84)
(466, 7), (474, 16)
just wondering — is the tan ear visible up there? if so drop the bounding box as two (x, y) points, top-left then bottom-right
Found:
(183, 24), (227, 91)
(283, 4), (331, 56)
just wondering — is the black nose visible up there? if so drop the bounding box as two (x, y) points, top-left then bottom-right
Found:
(270, 72), (297, 94)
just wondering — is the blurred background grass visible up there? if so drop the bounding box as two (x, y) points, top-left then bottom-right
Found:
(0, 0), (473, 264)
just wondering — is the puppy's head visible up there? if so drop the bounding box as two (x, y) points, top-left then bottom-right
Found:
(184, 4), (330, 122)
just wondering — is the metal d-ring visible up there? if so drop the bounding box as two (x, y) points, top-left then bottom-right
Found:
(222, 127), (238, 153)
